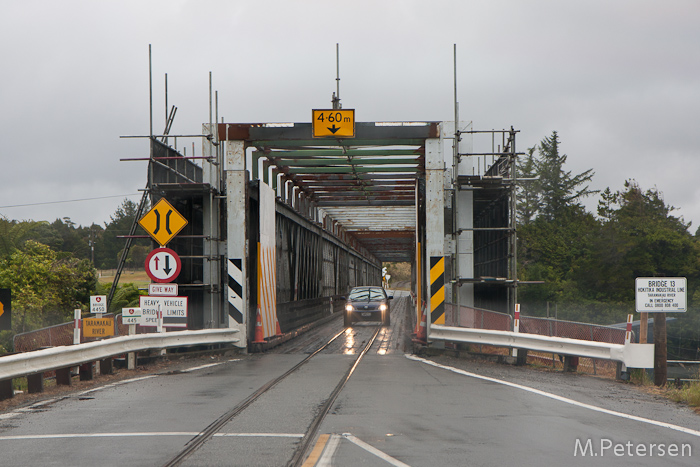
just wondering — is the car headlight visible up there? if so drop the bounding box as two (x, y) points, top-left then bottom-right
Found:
(345, 304), (354, 312)
(379, 303), (387, 311)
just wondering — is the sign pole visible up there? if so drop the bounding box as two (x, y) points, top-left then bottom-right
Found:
(639, 312), (648, 344)
(512, 303), (520, 358)
(73, 309), (81, 345)
(128, 324), (136, 370)
(157, 304), (163, 334)
(653, 312), (667, 386)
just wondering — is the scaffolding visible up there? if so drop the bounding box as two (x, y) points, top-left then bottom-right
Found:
(452, 129), (521, 315)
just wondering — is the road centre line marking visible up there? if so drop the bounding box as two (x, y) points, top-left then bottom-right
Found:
(317, 434), (342, 466)
(0, 432), (304, 441)
(303, 434), (330, 467)
(306, 433), (410, 467)
(406, 354), (700, 439)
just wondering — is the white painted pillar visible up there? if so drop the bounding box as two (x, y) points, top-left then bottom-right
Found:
(425, 137), (445, 333)
(225, 138), (248, 349)
(202, 123), (221, 328)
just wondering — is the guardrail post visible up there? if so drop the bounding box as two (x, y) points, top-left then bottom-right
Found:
(27, 373), (44, 393)
(56, 367), (72, 386)
(79, 362), (94, 381)
(0, 379), (13, 400)
(563, 356), (579, 372)
(100, 358), (113, 375)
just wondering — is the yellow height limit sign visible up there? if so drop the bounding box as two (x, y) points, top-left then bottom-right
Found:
(312, 109), (355, 138)
(138, 198), (188, 247)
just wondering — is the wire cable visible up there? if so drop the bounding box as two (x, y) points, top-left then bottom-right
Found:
(0, 193), (141, 209)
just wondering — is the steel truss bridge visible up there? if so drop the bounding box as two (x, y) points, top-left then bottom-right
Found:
(124, 121), (518, 350)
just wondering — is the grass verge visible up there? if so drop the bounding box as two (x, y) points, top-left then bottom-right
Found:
(666, 373), (700, 411)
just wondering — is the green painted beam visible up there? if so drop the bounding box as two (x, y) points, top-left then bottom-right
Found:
(263, 149), (423, 157)
(286, 166), (420, 174)
(250, 138), (427, 148)
(270, 158), (421, 166)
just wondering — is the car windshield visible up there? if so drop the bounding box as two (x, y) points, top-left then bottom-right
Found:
(348, 288), (385, 301)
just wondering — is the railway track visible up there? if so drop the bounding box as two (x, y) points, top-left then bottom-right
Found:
(162, 322), (385, 466)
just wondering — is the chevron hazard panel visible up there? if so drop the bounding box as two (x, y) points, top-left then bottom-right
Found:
(430, 256), (445, 324)
(228, 258), (244, 324)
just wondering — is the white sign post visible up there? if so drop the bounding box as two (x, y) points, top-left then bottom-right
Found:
(635, 277), (687, 312)
(73, 309), (81, 345)
(512, 303), (520, 358)
(122, 307), (141, 370)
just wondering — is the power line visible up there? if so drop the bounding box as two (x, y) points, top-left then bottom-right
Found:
(0, 193), (141, 209)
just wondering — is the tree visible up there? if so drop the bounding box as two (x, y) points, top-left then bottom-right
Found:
(517, 132), (599, 317)
(0, 241), (97, 333)
(29, 217), (89, 259)
(516, 147), (540, 225)
(569, 181), (699, 322)
(535, 131), (597, 221)
(0, 218), (44, 258)
(96, 282), (141, 313)
(100, 199), (149, 269)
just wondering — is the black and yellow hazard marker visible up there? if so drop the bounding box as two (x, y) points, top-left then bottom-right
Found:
(430, 256), (445, 324)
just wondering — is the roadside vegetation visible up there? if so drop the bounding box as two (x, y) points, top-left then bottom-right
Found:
(0, 200), (150, 355)
(630, 368), (700, 412)
(517, 132), (700, 361)
(667, 378), (700, 411)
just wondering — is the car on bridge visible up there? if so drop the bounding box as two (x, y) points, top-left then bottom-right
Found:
(343, 286), (392, 327)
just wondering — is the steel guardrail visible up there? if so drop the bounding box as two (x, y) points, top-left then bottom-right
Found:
(0, 329), (240, 381)
(429, 324), (654, 368)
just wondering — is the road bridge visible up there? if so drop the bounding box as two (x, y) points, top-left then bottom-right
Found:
(0, 295), (695, 466)
(136, 119), (518, 350)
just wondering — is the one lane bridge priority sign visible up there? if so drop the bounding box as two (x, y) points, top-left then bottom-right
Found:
(138, 198), (188, 247)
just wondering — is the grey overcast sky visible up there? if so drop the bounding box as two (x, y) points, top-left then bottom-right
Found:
(1, 1), (699, 230)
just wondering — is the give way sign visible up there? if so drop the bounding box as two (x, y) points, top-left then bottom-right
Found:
(145, 247), (181, 283)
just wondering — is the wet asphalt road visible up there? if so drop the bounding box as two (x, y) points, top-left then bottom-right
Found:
(1, 291), (699, 466)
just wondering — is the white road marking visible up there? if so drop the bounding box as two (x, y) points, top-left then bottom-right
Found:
(215, 432), (303, 438)
(0, 361), (240, 422)
(406, 354), (700, 438)
(316, 433), (342, 466)
(0, 432), (304, 441)
(75, 375), (158, 396)
(0, 398), (59, 420)
(342, 433), (411, 467)
(181, 360), (239, 373)
(313, 433), (410, 467)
